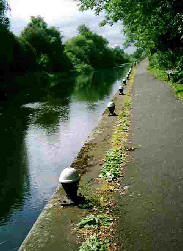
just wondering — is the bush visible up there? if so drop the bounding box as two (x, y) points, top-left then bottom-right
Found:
(20, 16), (68, 72)
(149, 52), (183, 84)
(173, 56), (183, 84)
(149, 51), (175, 70)
(75, 63), (94, 74)
(0, 29), (37, 73)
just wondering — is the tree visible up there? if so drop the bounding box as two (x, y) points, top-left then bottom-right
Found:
(0, 1), (36, 77)
(78, 0), (182, 51)
(0, 0), (9, 29)
(0, 0), (11, 77)
(65, 24), (128, 72)
(78, 24), (91, 35)
(20, 16), (71, 72)
(77, 0), (183, 80)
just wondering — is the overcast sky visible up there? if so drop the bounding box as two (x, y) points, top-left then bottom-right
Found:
(8, 0), (135, 53)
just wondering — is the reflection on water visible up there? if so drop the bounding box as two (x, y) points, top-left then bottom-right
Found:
(0, 66), (129, 250)
(73, 69), (122, 102)
(0, 108), (30, 223)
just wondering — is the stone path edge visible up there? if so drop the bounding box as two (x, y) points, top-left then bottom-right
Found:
(19, 75), (130, 251)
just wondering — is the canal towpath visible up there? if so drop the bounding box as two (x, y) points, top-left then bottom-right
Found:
(117, 59), (183, 250)
(20, 60), (183, 250)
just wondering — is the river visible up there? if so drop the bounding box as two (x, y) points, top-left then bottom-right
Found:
(0, 66), (128, 250)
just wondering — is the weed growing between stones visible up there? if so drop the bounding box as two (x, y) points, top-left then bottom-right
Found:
(79, 235), (109, 251)
(75, 69), (135, 250)
(78, 214), (112, 229)
(99, 147), (122, 181)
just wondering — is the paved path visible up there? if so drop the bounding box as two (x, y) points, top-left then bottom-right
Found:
(117, 60), (183, 251)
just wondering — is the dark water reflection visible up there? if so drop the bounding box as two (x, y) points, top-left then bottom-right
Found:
(0, 66), (128, 250)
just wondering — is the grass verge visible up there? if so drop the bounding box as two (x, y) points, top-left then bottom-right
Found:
(148, 66), (183, 100)
(74, 70), (134, 250)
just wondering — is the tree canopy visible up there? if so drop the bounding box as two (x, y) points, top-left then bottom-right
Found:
(65, 24), (129, 73)
(0, 0), (9, 29)
(20, 16), (71, 72)
(77, 0), (183, 53)
(0, 17), (130, 98)
(77, 0), (183, 82)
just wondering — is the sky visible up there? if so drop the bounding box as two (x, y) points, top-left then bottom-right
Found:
(8, 0), (135, 53)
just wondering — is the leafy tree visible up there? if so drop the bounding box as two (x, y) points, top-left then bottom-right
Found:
(20, 16), (71, 72)
(0, 0), (9, 29)
(130, 48), (146, 63)
(0, 4), (36, 82)
(0, 30), (36, 77)
(77, 0), (183, 75)
(78, 24), (91, 35)
(0, 0), (11, 77)
(65, 24), (128, 72)
(111, 46), (130, 65)
(78, 0), (182, 51)
(12, 38), (37, 72)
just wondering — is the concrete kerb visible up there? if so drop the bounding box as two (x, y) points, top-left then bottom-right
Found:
(19, 76), (133, 251)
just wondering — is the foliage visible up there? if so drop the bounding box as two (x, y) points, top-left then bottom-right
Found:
(149, 52), (183, 84)
(172, 56), (183, 84)
(73, 66), (127, 102)
(112, 46), (131, 65)
(78, 180), (101, 209)
(130, 48), (146, 63)
(149, 51), (174, 70)
(79, 235), (108, 251)
(77, 0), (183, 82)
(0, 29), (37, 81)
(20, 16), (71, 72)
(99, 147), (122, 181)
(75, 63), (94, 74)
(0, 0), (9, 29)
(78, 0), (182, 51)
(0, 29), (16, 75)
(1, 17), (129, 98)
(100, 95), (132, 180)
(149, 66), (183, 99)
(77, 214), (112, 229)
(0, 1), (36, 82)
(65, 24), (129, 73)
(77, 78), (133, 251)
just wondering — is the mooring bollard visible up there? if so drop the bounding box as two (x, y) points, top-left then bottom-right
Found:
(107, 101), (115, 116)
(119, 85), (124, 95)
(59, 167), (80, 206)
(123, 78), (127, 85)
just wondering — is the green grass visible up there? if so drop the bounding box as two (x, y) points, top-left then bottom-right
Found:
(79, 235), (108, 251)
(77, 95), (132, 250)
(99, 100), (131, 182)
(77, 214), (112, 229)
(99, 147), (122, 181)
(149, 66), (183, 100)
(78, 181), (101, 209)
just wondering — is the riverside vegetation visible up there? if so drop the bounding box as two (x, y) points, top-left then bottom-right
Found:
(148, 66), (183, 100)
(74, 70), (134, 250)
(0, 0), (130, 101)
(77, 0), (183, 94)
